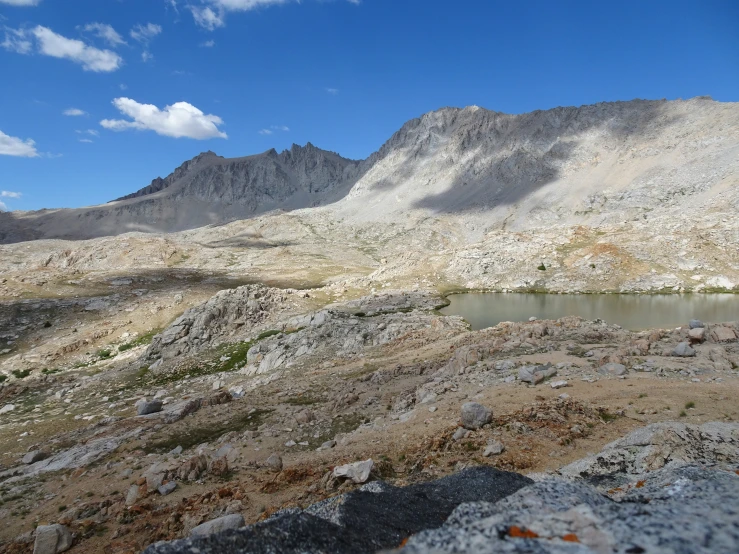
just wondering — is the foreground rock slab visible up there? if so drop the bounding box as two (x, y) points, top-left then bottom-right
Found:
(145, 467), (531, 554)
(33, 524), (72, 554)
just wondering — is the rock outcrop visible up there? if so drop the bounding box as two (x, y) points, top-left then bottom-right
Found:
(144, 422), (739, 554)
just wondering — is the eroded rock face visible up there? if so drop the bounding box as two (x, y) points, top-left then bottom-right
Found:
(145, 285), (295, 361)
(33, 524), (72, 554)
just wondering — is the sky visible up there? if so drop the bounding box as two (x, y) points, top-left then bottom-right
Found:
(1, 0), (738, 211)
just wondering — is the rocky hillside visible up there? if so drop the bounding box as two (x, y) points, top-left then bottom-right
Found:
(0, 97), (737, 243)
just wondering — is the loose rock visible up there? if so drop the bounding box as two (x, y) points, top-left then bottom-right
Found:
(460, 402), (492, 430)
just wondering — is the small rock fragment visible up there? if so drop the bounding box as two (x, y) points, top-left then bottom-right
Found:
(483, 441), (505, 457)
(158, 482), (177, 496)
(689, 319), (705, 329)
(550, 380), (569, 389)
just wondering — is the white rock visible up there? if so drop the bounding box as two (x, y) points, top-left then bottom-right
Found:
(190, 514), (245, 537)
(332, 459), (374, 484)
(0, 404), (15, 415)
(33, 524), (72, 554)
(550, 380), (569, 389)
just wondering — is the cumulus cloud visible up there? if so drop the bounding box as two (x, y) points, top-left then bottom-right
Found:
(78, 138), (93, 143)
(81, 23), (126, 47)
(0, 130), (39, 157)
(63, 108), (87, 116)
(1, 191), (22, 198)
(75, 129), (99, 137)
(258, 129), (273, 135)
(200, 40), (215, 47)
(0, 0), (41, 5)
(1, 26), (123, 71)
(326, 87), (339, 95)
(100, 97), (227, 140)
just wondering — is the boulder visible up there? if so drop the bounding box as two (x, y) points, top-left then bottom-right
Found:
(672, 342), (696, 357)
(688, 327), (706, 343)
(33, 524), (72, 554)
(23, 450), (48, 465)
(263, 453), (283, 472)
(136, 399), (163, 416)
(332, 459), (374, 484)
(190, 514), (245, 537)
(460, 402), (492, 430)
(689, 319), (705, 329)
(710, 325), (737, 343)
(598, 362), (628, 375)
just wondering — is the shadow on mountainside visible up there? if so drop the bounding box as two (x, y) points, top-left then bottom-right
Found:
(409, 100), (683, 214)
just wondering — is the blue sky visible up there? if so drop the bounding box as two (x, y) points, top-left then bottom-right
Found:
(1, 0), (738, 211)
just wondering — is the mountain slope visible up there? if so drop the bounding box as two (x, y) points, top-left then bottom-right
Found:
(0, 97), (737, 243)
(0, 143), (362, 242)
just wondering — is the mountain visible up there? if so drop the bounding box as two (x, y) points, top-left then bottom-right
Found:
(0, 97), (737, 243)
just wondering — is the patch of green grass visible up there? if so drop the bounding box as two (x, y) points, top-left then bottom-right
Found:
(598, 410), (619, 423)
(11, 369), (31, 379)
(41, 368), (61, 375)
(685, 401), (695, 409)
(118, 328), (162, 352)
(538, 264), (547, 271)
(0, 375), (6, 383)
(679, 410), (687, 417)
(638, 393), (647, 398)
(58, 505), (67, 512)
(143, 409), (271, 453)
(97, 349), (114, 360)
(256, 330), (281, 340)
(285, 394), (321, 406)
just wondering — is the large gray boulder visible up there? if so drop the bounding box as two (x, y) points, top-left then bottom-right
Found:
(672, 342), (696, 357)
(460, 402), (493, 430)
(33, 524), (72, 554)
(136, 399), (163, 416)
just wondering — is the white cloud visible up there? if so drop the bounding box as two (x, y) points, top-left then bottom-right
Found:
(142, 50), (153, 62)
(63, 108), (87, 116)
(0, 130), (39, 157)
(76, 129), (99, 137)
(119, 83), (128, 90)
(200, 40), (215, 47)
(1, 28), (32, 53)
(271, 125), (289, 131)
(0, 0), (41, 5)
(258, 129), (273, 135)
(2, 26), (123, 72)
(100, 97), (227, 140)
(326, 87), (339, 95)
(130, 23), (162, 43)
(191, 0), (359, 29)
(81, 23), (126, 47)
(0, 201), (7, 211)
(190, 6), (224, 30)
(78, 138), (93, 143)
(1, 191), (22, 198)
